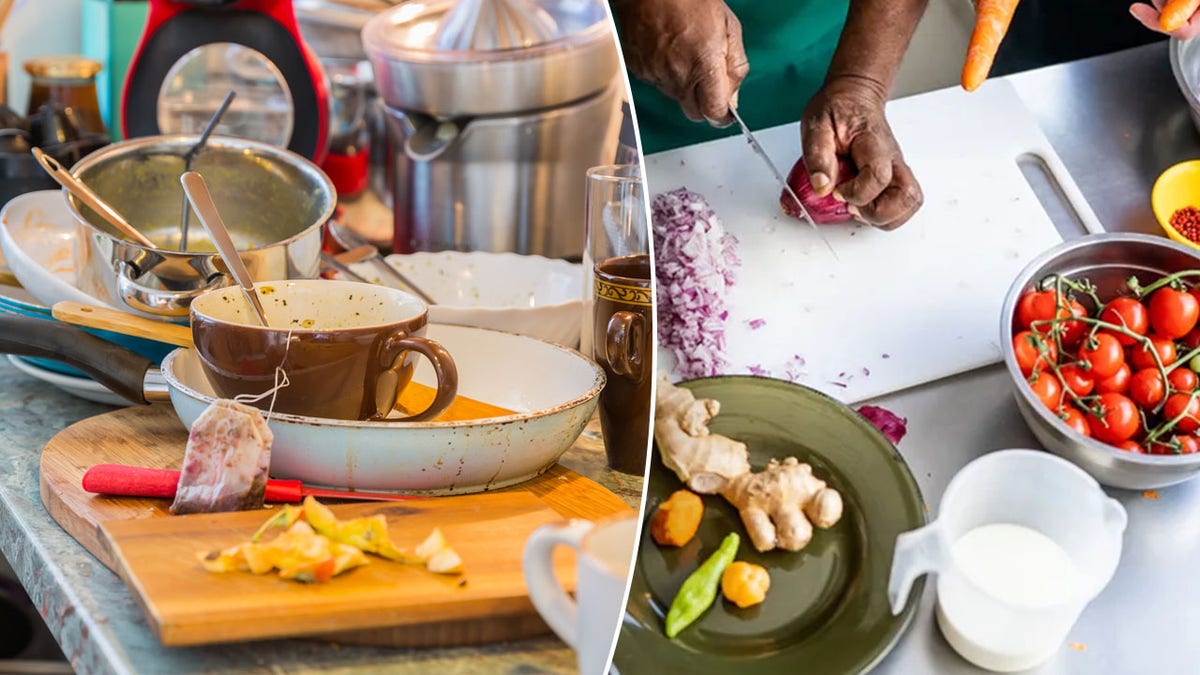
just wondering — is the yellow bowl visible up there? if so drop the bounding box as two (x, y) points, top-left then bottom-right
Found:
(1152, 159), (1200, 250)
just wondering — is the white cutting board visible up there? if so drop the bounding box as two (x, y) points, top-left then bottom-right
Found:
(649, 79), (1103, 403)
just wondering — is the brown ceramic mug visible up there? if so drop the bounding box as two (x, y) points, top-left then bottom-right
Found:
(592, 253), (652, 475)
(189, 279), (457, 422)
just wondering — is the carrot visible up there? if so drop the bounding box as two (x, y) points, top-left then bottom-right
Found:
(1161, 0), (1200, 32)
(961, 0), (1021, 92)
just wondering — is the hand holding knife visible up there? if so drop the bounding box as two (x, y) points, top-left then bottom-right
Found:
(727, 97), (839, 260)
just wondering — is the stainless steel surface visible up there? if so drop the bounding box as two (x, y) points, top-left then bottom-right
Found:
(178, 91), (236, 252)
(432, 0), (556, 51)
(999, 233), (1200, 489)
(294, 0), (377, 60)
(180, 172), (270, 327)
(385, 80), (623, 257)
(64, 135), (334, 318)
(329, 222), (436, 303)
(320, 250), (372, 284)
(728, 104), (837, 260)
(30, 149), (155, 248)
(872, 43), (1200, 674)
(363, 0), (617, 115)
(1170, 37), (1200, 140)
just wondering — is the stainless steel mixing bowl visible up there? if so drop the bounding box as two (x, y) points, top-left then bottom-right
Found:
(1170, 37), (1200, 137)
(1001, 232), (1200, 490)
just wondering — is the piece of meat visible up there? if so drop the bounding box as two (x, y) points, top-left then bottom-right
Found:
(170, 399), (274, 515)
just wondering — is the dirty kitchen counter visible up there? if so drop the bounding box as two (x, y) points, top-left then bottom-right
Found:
(872, 41), (1200, 674)
(0, 363), (642, 675)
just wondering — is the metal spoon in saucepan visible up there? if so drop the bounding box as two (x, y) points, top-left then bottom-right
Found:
(178, 90), (236, 252)
(179, 171), (271, 327)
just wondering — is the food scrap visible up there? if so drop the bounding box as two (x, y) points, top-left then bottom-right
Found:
(650, 490), (704, 547)
(652, 188), (740, 379)
(171, 399), (273, 515)
(857, 405), (909, 444)
(1169, 206), (1200, 242)
(655, 378), (844, 553)
(1143, 490), (1161, 500)
(720, 561), (770, 609)
(1068, 642), (1087, 652)
(1012, 272), (1200, 455)
(200, 497), (464, 583)
(665, 532), (739, 638)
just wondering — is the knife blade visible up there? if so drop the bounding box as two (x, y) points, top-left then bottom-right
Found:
(82, 464), (426, 503)
(728, 105), (839, 260)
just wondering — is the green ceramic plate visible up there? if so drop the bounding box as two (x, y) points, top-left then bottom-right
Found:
(613, 376), (926, 675)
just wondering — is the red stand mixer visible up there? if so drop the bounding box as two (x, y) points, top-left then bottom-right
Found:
(120, 0), (330, 163)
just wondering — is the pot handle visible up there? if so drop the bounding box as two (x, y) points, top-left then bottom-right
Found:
(0, 314), (155, 405)
(371, 335), (459, 422)
(116, 260), (228, 317)
(393, 109), (466, 162)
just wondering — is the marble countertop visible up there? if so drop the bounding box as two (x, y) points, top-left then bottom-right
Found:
(0, 358), (643, 675)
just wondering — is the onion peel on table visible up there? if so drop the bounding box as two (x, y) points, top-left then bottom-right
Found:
(856, 405), (909, 444)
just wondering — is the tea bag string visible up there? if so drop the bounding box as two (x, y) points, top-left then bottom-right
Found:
(233, 327), (295, 416)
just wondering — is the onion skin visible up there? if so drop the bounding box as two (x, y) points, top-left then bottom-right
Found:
(780, 156), (858, 225)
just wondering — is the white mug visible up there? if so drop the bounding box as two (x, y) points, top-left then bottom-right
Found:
(523, 514), (638, 675)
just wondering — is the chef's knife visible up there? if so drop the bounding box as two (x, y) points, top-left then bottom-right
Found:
(727, 105), (839, 260)
(82, 464), (427, 503)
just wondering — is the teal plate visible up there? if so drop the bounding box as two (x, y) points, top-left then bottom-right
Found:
(613, 376), (926, 675)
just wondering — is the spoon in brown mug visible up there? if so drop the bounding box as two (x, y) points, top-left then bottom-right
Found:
(179, 171), (271, 327)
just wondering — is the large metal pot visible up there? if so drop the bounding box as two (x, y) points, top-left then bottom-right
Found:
(64, 135), (335, 319)
(363, 0), (621, 259)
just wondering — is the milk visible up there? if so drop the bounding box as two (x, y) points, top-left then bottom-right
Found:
(937, 523), (1080, 672)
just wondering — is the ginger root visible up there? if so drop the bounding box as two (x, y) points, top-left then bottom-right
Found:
(655, 376), (750, 494)
(650, 489), (704, 547)
(720, 458), (844, 552)
(655, 378), (845, 553)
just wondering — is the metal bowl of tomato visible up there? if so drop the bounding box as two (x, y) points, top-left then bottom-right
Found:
(1001, 232), (1200, 490)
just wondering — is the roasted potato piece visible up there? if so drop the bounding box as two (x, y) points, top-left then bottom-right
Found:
(650, 489), (704, 547)
(720, 561), (770, 608)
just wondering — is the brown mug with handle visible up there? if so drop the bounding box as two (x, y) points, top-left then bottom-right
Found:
(593, 253), (653, 475)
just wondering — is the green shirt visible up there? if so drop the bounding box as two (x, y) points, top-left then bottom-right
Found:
(623, 0), (849, 155)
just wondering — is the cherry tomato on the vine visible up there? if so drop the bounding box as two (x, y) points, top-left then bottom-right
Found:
(1099, 297), (1149, 346)
(1012, 331), (1057, 376)
(1028, 373), (1062, 411)
(1115, 439), (1147, 454)
(1129, 368), (1167, 409)
(1017, 290), (1087, 345)
(1164, 393), (1200, 433)
(1149, 435), (1200, 455)
(1129, 336), (1177, 371)
(1169, 367), (1199, 392)
(1078, 333), (1125, 379)
(1085, 393), (1140, 443)
(1095, 363), (1131, 394)
(1057, 365), (1094, 399)
(1149, 287), (1200, 339)
(1059, 406), (1091, 437)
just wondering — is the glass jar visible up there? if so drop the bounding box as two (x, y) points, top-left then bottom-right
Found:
(24, 55), (106, 135)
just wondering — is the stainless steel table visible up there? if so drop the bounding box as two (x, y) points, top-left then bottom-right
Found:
(874, 42), (1200, 674)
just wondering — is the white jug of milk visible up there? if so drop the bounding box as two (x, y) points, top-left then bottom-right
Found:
(888, 449), (1127, 672)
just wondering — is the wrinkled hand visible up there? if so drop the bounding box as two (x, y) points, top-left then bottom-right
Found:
(801, 76), (923, 230)
(1131, 0), (1200, 39)
(613, 0), (749, 126)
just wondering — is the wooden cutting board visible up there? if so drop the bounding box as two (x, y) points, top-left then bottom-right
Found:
(40, 404), (632, 647)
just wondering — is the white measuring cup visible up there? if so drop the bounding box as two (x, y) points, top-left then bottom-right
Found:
(888, 449), (1126, 672)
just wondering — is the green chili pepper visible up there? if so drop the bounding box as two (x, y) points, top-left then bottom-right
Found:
(664, 532), (740, 638)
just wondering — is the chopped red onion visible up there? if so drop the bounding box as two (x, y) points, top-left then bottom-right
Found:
(653, 188), (740, 378)
(857, 405), (908, 444)
(748, 318), (766, 330)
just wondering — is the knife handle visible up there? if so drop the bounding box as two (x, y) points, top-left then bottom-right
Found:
(82, 464), (304, 504)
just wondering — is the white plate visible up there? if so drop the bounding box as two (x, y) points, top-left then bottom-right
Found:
(7, 354), (131, 407)
(0, 190), (119, 311)
(349, 251), (584, 347)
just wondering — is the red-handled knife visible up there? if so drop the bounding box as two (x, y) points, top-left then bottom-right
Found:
(82, 464), (426, 503)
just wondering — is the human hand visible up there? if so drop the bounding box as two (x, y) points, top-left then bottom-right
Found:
(800, 76), (923, 230)
(1131, 0), (1200, 40)
(613, 0), (749, 126)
